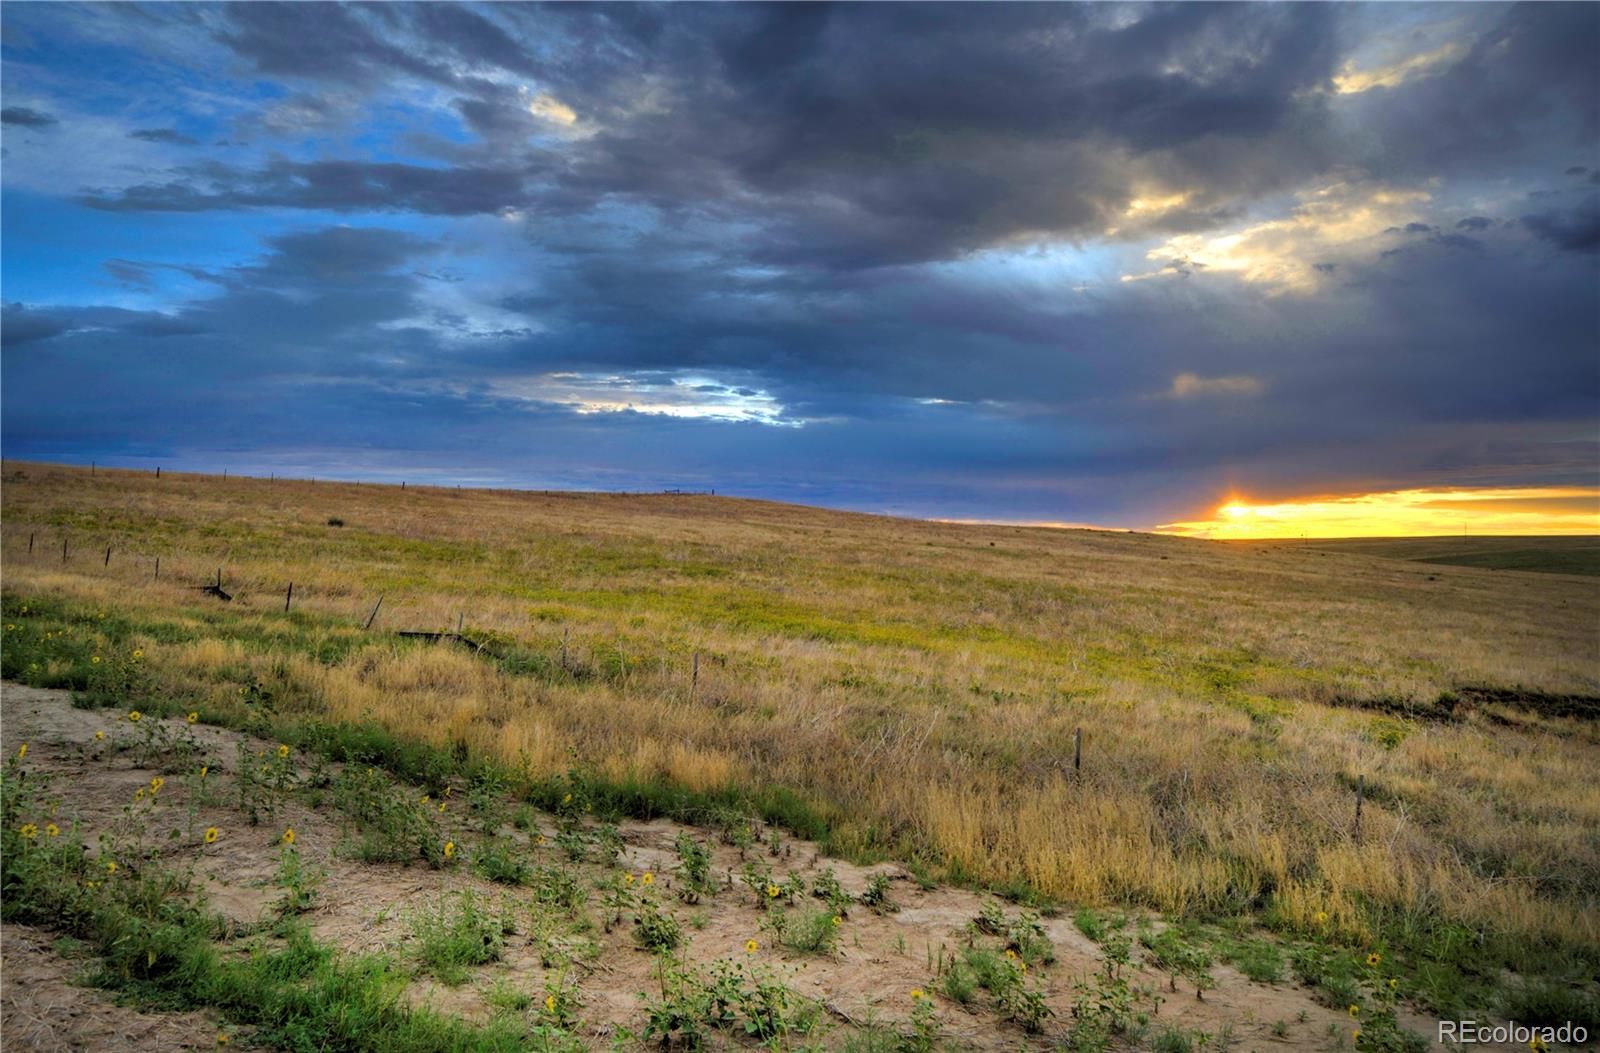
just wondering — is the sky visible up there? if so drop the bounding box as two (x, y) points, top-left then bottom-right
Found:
(3, 2), (1598, 536)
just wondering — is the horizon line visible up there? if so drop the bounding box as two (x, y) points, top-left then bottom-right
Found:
(6, 458), (1596, 544)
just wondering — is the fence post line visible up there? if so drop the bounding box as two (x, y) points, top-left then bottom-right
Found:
(104, 545), (112, 567)
(28, 532), (34, 556)
(364, 595), (384, 631)
(456, 612), (464, 637)
(560, 628), (569, 672)
(285, 581), (294, 613)
(154, 556), (160, 581)
(62, 537), (68, 563)
(1074, 727), (1082, 772)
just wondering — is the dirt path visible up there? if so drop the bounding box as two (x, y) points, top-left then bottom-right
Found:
(0, 682), (1475, 1051)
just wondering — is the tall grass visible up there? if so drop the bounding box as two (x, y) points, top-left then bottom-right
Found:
(3, 461), (1598, 993)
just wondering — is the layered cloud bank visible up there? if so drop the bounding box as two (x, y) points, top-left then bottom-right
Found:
(3, 3), (1597, 528)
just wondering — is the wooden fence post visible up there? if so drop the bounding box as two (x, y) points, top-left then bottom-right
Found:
(154, 556), (160, 581)
(1074, 727), (1082, 772)
(28, 532), (34, 556)
(691, 652), (700, 702)
(456, 612), (464, 637)
(364, 595), (384, 630)
(285, 582), (294, 613)
(104, 545), (112, 567)
(62, 537), (68, 563)
(560, 628), (569, 672)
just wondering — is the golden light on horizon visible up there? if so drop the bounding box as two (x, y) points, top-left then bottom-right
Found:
(1157, 486), (1600, 540)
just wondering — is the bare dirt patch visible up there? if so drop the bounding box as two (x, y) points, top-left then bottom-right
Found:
(1, 682), (1478, 1051)
(0, 923), (221, 1051)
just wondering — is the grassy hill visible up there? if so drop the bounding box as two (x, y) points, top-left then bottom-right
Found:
(3, 460), (1597, 1022)
(1263, 535), (1600, 577)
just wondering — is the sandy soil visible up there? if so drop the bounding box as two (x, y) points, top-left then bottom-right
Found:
(0, 922), (223, 1052)
(0, 682), (1492, 1051)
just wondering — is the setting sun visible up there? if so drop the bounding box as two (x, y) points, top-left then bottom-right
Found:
(1158, 487), (1600, 539)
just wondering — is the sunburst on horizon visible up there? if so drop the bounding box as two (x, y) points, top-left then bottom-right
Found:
(1156, 486), (1600, 539)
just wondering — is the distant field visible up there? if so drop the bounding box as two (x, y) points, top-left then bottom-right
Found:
(3, 460), (1598, 1029)
(1261, 535), (1600, 577)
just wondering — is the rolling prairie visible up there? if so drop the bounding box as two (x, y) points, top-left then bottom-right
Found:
(3, 461), (1598, 1040)
(1276, 536), (1600, 578)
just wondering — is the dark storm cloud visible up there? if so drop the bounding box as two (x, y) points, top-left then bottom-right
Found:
(1, 106), (57, 128)
(61, 3), (1351, 267)
(2, 302), (72, 346)
(104, 259), (155, 288)
(4, 2), (1599, 524)
(129, 127), (199, 146)
(1521, 194), (1600, 254)
(214, 2), (455, 87)
(16, 211), (1594, 509)
(536, 2), (1351, 267)
(1345, 3), (1600, 178)
(58, 3), (1600, 270)
(2, 299), (215, 346)
(79, 158), (532, 215)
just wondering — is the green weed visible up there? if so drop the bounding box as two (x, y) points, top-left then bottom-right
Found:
(410, 892), (509, 985)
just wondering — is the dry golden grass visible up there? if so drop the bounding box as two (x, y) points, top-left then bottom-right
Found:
(4, 461), (1598, 965)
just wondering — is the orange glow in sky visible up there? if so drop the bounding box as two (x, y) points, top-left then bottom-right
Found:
(1156, 486), (1600, 539)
